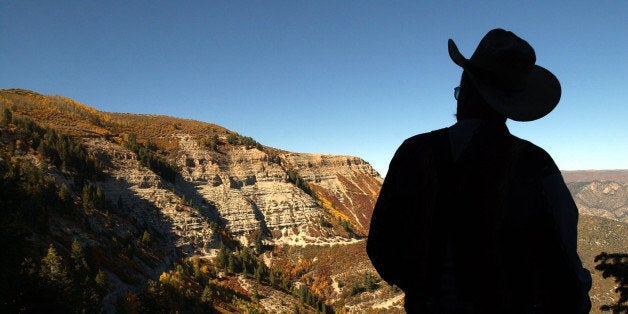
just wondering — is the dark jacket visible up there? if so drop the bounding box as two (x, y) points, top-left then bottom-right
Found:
(367, 121), (591, 313)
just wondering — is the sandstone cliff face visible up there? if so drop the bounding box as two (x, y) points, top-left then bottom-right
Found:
(81, 132), (383, 256)
(82, 137), (219, 256)
(281, 153), (382, 235)
(1, 89), (388, 303)
(175, 135), (320, 235)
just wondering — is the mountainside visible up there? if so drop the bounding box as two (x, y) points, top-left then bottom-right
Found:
(0, 88), (625, 313)
(1, 89), (381, 241)
(0, 89), (390, 313)
(563, 171), (627, 223)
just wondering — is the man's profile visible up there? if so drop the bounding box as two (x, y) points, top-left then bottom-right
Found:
(366, 29), (592, 313)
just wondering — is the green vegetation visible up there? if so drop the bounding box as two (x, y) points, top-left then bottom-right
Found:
(341, 271), (380, 297)
(264, 150), (282, 165)
(225, 133), (264, 150)
(200, 133), (221, 151)
(296, 284), (329, 313)
(227, 133), (239, 145)
(118, 257), (234, 313)
(118, 244), (335, 313)
(319, 215), (333, 228)
(339, 219), (353, 234)
(124, 133), (178, 183)
(286, 168), (313, 196)
(0, 112), (111, 312)
(284, 169), (361, 237)
(11, 115), (103, 185)
(22, 243), (109, 313)
(241, 136), (263, 150)
(2, 108), (11, 126)
(82, 183), (108, 213)
(141, 230), (152, 245)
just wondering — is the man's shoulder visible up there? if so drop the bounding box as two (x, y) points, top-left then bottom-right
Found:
(400, 128), (449, 148)
(508, 135), (559, 178)
(389, 129), (448, 166)
(509, 135), (551, 158)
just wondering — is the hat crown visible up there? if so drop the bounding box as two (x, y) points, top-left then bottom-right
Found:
(448, 28), (561, 122)
(468, 29), (536, 92)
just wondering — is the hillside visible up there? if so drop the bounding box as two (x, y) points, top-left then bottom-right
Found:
(0, 89), (381, 238)
(0, 88), (389, 313)
(563, 170), (628, 183)
(563, 171), (627, 223)
(563, 171), (627, 313)
(0, 88), (625, 313)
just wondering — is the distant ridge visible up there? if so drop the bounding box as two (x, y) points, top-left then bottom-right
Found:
(562, 170), (628, 183)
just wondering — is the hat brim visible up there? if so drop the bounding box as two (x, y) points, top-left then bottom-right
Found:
(448, 39), (561, 122)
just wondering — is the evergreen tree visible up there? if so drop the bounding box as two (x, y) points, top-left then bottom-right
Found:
(227, 134), (239, 145)
(82, 184), (94, 212)
(201, 286), (213, 305)
(1, 108), (12, 126)
(255, 262), (264, 282)
(141, 230), (152, 244)
(94, 269), (109, 296)
(70, 239), (105, 313)
(58, 183), (71, 203)
(215, 244), (229, 271)
(269, 270), (276, 287)
(254, 231), (263, 253)
(228, 254), (236, 274)
(40, 245), (69, 285)
(70, 239), (89, 278)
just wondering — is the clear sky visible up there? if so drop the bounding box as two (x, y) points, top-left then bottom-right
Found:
(2, 1), (626, 176)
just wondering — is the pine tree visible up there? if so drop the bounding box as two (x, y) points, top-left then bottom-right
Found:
(201, 285), (213, 305)
(228, 254), (236, 273)
(95, 186), (105, 209)
(30, 245), (73, 313)
(1, 108), (11, 126)
(70, 239), (89, 278)
(82, 184), (93, 212)
(40, 245), (69, 285)
(94, 269), (109, 296)
(58, 183), (71, 203)
(254, 231), (263, 253)
(215, 244), (229, 271)
(255, 262), (264, 282)
(141, 230), (151, 244)
(269, 270), (276, 287)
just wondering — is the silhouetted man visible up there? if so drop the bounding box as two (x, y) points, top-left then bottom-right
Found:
(367, 29), (592, 313)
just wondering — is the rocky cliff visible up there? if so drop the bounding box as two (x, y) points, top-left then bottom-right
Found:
(1, 88), (391, 312)
(1, 89), (382, 253)
(83, 132), (383, 257)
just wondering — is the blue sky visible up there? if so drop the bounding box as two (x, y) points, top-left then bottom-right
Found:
(2, 1), (626, 176)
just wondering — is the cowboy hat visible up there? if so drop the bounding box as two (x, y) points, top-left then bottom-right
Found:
(448, 28), (561, 122)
